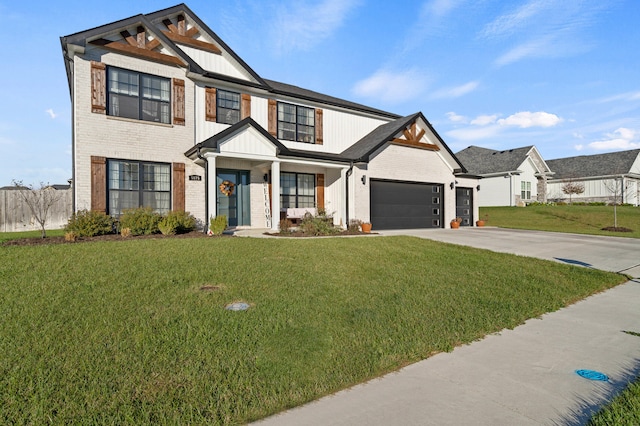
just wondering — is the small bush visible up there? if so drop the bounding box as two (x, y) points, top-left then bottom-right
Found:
(300, 212), (339, 236)
(209, 215), (227, 236)
(120, 227), (132, 238)
(348, 219), (363, 232)
(159, 211), (196, 235)
(119, 207), (161, 236)
(64, 232), (77, 242)
(65, 210), (114, 237)
(279, 219), (293, 234)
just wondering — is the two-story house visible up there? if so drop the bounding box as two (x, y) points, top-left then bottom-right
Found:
(60, 3), (479, 231)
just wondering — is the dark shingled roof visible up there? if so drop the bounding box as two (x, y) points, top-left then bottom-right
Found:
(340, 114), (421, 161)
(264, 79), (399, 120)
(455, 145), (534, 175)
(546, 149), (640, 180)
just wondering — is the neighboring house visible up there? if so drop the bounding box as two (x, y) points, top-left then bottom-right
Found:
(455, 146), (553, 207)
(546, 149), (640, 206)
(60, 3), (479, 230)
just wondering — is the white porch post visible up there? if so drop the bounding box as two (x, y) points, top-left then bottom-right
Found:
(340, 167), (348, 227)
(271, 161), (280, 231)
(205, 153), (217, 222)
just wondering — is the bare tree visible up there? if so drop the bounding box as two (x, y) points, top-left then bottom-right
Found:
(11, 180), (64, 238)
(602, 175), (631, 229)
(561, 179), (585, 204)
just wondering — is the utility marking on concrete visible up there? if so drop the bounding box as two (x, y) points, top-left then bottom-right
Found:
(576, 369), (609, 382)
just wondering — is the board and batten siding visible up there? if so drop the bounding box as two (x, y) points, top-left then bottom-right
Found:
(178, 44), (254, 82)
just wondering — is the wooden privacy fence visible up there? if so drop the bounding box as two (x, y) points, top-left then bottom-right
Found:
(0, 188), (73, 233)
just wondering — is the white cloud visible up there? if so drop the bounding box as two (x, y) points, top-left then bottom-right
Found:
(497, 111), (563, 128)
(597, 91), (640, 104)
(352, 69), (429, 104)
(45, 109), (58, 119)
(447, 125), (502, 141)
(470, 114), (498, 126)
(588, 127), (640, 151)
(432, 81), (479, 99)
(272, 0), (361, 53)
(494, 37), (553, 67)
(446, 112), (467, 123)
(574, 144), (584, 151)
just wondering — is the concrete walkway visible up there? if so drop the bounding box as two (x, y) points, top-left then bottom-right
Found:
(253, 228), (640, 425)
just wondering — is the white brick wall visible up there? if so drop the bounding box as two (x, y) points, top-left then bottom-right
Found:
(73, 48), (205, 222)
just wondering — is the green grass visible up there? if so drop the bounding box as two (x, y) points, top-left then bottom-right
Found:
(0, 236), (626, 424)
(0, 229), (65, 243)
(480, 205), (640, 238)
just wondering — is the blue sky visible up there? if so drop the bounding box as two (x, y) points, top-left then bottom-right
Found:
(1, 0), (639, 186)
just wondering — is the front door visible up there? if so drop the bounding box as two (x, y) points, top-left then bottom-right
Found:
(455, 187), (473, 226)
(217, 170), (250, 227)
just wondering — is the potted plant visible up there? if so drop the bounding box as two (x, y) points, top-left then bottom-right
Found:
(476, 214), (488, 227)
(361, 222), (372, 233)
(450, 217), (462, 229)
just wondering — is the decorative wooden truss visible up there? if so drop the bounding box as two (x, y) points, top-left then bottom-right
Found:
(392, 122), (440, 151)
(89, 14), (221, 67)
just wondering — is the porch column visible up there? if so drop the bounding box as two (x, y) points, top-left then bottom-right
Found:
(340, 167), (348, 227)
(205, 153), (217, 221)
(271, 161), (280, 231)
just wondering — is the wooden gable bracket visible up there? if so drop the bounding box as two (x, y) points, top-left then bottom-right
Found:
(392, 122), (440, 151)
(162, 16), (222, 55)
(90, 29), (186, 68)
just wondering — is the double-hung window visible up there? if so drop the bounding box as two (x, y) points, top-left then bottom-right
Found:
(108, 159), (171, 216)
(521, 181), (531, 200)
(277, 102), (315, 143)
(217, 89), (241, 125)
(107, 67), (171, 124)
(280, 172), (315, 208)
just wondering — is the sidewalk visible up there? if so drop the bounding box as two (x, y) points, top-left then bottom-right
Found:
(255, 280), (640, 425)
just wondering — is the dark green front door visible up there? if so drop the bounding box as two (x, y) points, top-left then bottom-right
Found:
(217, 170), (250, 227)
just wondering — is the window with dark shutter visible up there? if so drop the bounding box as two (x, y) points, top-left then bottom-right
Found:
(173, 79), (185, 125)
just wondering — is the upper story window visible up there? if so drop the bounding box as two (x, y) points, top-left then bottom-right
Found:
(217, 89), (241, 125)
(107, 67), (170, 124)
(278, 102), (315, 143)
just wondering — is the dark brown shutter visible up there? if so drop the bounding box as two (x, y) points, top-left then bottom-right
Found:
(91, 156), (107, 213)
(316, 173), (325, 211)
(172, 163), (185, 211)
(268, 99), (277, 137)
(173, 78), (185, 126)
(241, 93), (251, 119)
(315, 108), (323, 145)
(205, 87), (217, 122)
(90, 62), (106, 114)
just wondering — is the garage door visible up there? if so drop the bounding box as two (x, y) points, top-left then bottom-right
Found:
(370, 180), (443, 230)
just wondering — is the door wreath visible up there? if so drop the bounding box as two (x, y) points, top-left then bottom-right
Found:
(219, 180), (235, 196)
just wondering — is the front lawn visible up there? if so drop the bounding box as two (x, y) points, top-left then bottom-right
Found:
(0, 236), (626, 424)
(480, 205), (640, 238)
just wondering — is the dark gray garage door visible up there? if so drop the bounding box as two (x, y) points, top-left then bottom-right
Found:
(370, 180), (443, 230)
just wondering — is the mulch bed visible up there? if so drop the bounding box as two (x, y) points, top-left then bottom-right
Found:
(600, 227), (633, 232)
(2, 231), (215, 247)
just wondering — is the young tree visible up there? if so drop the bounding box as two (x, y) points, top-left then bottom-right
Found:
(561, 179), (585, 204)
(602, 176), (631, 229)
(11, 180), (64, 238)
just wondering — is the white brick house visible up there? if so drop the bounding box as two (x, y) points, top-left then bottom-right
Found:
(61, 4), (479, 230)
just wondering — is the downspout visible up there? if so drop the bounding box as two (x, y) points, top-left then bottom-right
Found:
(197, 147), (208, 233)
(345, 161), (354, 226)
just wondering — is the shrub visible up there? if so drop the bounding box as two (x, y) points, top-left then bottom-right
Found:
(65, 210), (114, 237)
(64, 232), (77, 242)
(158, 211), (197, 235)
(279, 218), (293, 234)
(209, 215), (227, 236)
(119, 207), (161, 236)
(348, 219), (363, 232)
(120, 227), (132, 238)
(300, 211), (339, 236)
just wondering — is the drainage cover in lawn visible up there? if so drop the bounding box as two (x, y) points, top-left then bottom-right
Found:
(225, 301), (250, 311)
(576, 369), (609, 381)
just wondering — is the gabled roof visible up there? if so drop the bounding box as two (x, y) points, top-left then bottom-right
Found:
(546, 149), (640, 180)
(455, 145), (537, 175)
(185, 117), (350, 163)
(60, 3), (399, 119)
(340, 112), (467, 172)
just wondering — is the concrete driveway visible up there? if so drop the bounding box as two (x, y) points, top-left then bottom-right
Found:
(379, 227), (640, 278)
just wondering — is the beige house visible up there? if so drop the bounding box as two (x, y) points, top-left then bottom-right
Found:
(60, 4), (479, 230)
